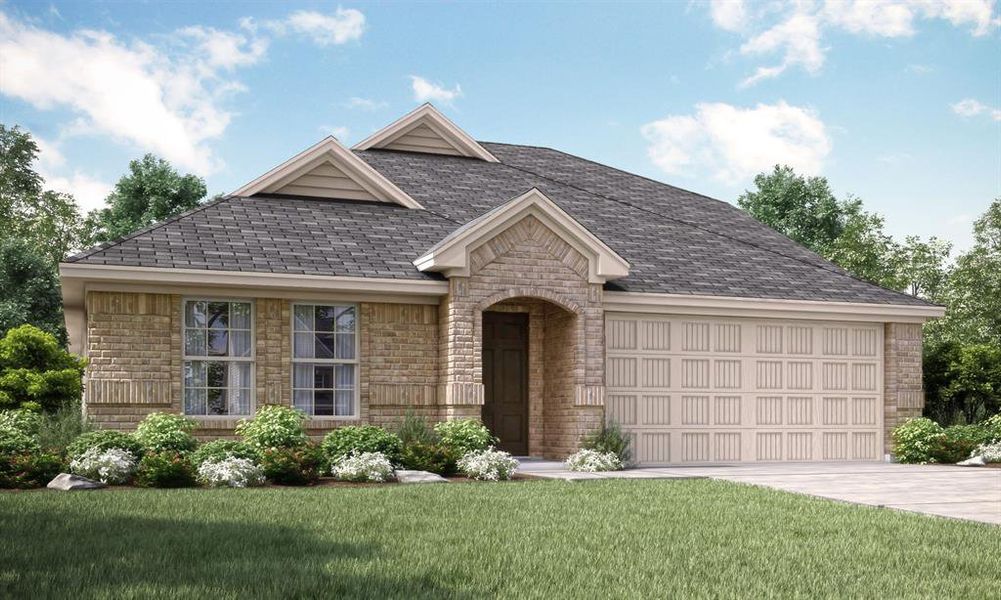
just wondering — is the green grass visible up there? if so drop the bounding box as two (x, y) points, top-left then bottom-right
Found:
(1, 480), (997, 599)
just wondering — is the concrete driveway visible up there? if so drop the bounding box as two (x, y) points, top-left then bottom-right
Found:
(517, 460), (1001, 525)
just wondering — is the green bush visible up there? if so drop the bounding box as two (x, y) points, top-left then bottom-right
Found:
(236, 405), (308, 450)
(931, 425), (991, 464)
(259, 445), (323, 486)
(434, 419), (495, 456)
(892, 417), (945, 464)
(0, 408), (42, 438)
(0, 325), (85, 412)
(322, 426), (402, 465)
(37, 401), (92, 455)
(0, 452), (62, 489)
(134, 451), (197, 488)
(395, 412), (438, 446)
(982, 414), (1001, 444)
(66, 429), (145, 462)
(580, 421), (632, 465)
(190, 440), (261, 468)
(0, 427), (40, 455)
(134, 413), (197, 453)
(398, 442), (457, 476)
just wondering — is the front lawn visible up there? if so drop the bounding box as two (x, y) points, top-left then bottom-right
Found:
(1, 480), (996, 598)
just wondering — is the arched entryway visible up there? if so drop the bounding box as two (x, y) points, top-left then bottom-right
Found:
(479, 295), (580, 458)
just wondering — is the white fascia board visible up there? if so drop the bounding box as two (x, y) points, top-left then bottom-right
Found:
(227, 137), (423, 209)
(603, 291), (945, 323)
(413, 188), (630, 283)
(59, 264), (448, 307)
(352, 103), (499, 163)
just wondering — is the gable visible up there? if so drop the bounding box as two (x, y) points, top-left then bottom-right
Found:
(353, 103), (499, 162)
(229, 137), (422, 209)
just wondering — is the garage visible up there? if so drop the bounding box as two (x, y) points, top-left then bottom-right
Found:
(605, 314), (884, 465)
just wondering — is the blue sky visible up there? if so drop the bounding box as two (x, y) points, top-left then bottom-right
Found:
(1, 1), (998, 252)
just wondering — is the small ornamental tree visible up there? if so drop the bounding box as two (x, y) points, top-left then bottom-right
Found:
(0, 325), (85, 411)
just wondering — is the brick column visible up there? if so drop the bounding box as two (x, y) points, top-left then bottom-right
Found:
(883, 322), (924, 456)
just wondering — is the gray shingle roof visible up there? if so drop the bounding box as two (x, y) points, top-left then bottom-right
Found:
(65, 142), (930, 306)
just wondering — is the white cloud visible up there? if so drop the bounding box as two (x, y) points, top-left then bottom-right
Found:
(823, 0), (919, 37)
(739, 11), (824, 86)
(710, 0), (747, 31)
(950, 98), (1001, 120)
(177, 26), (268, 70)
(343, 96), (388, 111)
(42, 170), (113, 213)
(410, 76), (463, 104)
(641, 101), (831, 184)
(281, 8), (366, 46)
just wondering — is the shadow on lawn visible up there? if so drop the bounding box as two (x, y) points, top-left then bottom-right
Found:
(0, 501), (469, 599)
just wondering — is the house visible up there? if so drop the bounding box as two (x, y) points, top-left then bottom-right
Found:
(59, 104), (943, 464)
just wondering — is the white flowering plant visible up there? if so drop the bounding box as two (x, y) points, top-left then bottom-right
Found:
(70, 447), (138, 484)
(331, 451), (395, 482)
(972, 441), (1001, 463)
(197, 457), (266, 488)
(565, 449), (622, 472)
(457, 448), (518, 481)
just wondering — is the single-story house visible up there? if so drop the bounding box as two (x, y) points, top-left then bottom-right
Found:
(59, 104), (943, 464)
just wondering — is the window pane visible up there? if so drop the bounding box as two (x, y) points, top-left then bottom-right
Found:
(293, 364), (313, 389)
(185, 301), (207, 328)
(206, 361), (227, 388)
(207, 302), (229, 330)
(314, 365), (334, 389)
(335, 333), (355, 360)
(314, 390), (334, 416)
(335, 306), (356, 332)
(335, 364), (355, 389)
(184, 361), (207, 387)
(207, 389), (227, 415)
(293, 390), (312, 413)
(184, 388), (206, 415)
(230, 302), (252, 329)
(184, 329), (206, 356)
(230, 330), (252, 357)
(335, 390), (353, 416)
(294, 305), (313, 332)
(208, 331), (229, 356)
(230, 362), (252, 389)
(229, 389), (251, 415)
(315, 306), (336, 332)
(294, 333), (313, 359)
(314, 333), (335, 359)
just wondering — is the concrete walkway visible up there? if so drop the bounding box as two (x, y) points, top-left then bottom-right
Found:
(516, 459), (1001, 525)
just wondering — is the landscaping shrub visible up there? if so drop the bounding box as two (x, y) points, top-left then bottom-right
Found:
(69, 447), (138, 484)
(66, 429), (144, 462)
(982, 414), (1001, 444)
(972, 441), (1001, 463)
(930, 425), (989, 464)
(330, 451), (395, 482)
(434, 419), (495, 457)
(322, 426), (402, 465)
(0, 452), (62, 488)
(457, 448), (518, 481)
(0, 408), (42, 438)
(236, 405), (307, 450)
(259, 444), (323, 485)
(197, 457), (266, 488)
(190, 440), (260, 468)
(580, 421), (632, 465)
(398, 442), (457, 475)
(36, 401), (92, 455)
(565, 449), (622, 472)
(134, 451), (197, 488)
(892, 417), (944, 464)
(134, 413), (197, 454)
(0, 325), (86, 412)
(395, 412), (438, 447)
(0, 410), (41, 455)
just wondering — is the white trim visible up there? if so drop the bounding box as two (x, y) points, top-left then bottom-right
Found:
(352, 103), (499, 163)
(290, 302), (361, 419)
(226, 136), (423, 209)
(603, 291), (944, 323)
(181, 298), (256, 418)
(413, 188), (631, 283)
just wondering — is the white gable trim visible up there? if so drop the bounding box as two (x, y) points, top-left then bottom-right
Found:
(227, 137), (423, 209)
(352, 103), (499, 163)
(414, 188), (630, 283)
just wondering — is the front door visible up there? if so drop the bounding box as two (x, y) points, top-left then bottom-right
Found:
(481, 311), (529, 455)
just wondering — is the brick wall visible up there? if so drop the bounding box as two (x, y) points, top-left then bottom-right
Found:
(883, 322), (925, 456)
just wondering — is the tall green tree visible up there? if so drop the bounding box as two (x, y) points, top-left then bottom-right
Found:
(82, 154), (206, 245)
(894, 235), (952, 301)
(0, 237), (66, 344)
(737, 165), (901, 287)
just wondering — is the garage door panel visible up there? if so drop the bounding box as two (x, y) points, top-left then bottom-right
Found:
(606, 314), (883, 465)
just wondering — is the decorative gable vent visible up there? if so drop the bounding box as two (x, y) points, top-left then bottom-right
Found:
(353, 103), (499, 162)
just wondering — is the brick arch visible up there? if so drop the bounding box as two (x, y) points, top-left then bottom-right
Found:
(476, 287), (583, 315)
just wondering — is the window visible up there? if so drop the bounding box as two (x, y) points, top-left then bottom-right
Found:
(292, 304), (357, 417)
(182, 300), (253, 416)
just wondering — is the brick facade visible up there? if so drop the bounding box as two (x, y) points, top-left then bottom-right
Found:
(883, 322), (925, 455)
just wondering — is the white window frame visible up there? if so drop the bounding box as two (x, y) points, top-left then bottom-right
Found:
(290, 302), (360, 420)
(181, 297), (256, 418)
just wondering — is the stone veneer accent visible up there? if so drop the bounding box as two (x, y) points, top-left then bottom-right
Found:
(883, 322), (925, 455)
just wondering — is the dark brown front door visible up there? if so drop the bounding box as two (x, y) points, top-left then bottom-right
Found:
(481, 311), (529, 455)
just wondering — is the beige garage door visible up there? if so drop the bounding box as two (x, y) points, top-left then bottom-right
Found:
(605, 314), (884, 465)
